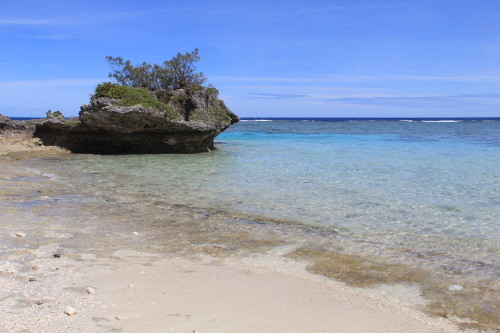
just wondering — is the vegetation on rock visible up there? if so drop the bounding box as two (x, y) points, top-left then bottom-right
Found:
(46, 110), (64, 118)
(189, 102), (231, 124)
(63, 117), (81, 128)
(92, 82), (181, 119)
(91, 81), (233, 125)
(90, 49), (235, 126)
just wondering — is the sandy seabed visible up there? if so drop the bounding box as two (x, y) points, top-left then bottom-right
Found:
(0, 138), (467, 332)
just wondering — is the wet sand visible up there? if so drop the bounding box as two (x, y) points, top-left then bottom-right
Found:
(0, 139), (467, 332)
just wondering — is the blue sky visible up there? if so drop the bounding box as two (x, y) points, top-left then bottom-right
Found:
(1, 0), (499, 118)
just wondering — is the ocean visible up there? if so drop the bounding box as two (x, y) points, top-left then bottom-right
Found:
(7, 118), (500, 329)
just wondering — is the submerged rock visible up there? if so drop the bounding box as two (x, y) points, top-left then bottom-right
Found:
(32, 84), (239, 154)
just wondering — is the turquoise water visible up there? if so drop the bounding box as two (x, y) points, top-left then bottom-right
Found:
(19, 118), (500, 327)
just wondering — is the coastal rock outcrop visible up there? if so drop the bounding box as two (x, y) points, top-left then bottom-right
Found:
(0, 115), (37, 138)
(14, 84), (239, 154)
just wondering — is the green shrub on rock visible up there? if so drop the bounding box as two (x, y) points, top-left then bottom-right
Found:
(46, 110), (64, 119)
(189, 102), (231, 124)
(92, 82), (181, 120)
(206, 84), (219, 97)
(64, 117), (81, 128)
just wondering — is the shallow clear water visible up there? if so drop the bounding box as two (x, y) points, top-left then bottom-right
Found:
(32, 120), (499, 254)
(17, 119), (500, 328)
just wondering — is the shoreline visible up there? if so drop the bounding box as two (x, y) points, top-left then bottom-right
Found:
(0, 139), (478, 332)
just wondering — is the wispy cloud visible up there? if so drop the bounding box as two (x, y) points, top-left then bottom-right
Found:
(380, 75), (500, 82)
(18, 34), (71, 40)
(0, 9), (156, 27)
(322, 94), (500, 107)
(214, 75), (500, 83)
(0, 79), (104, 88)
(247, 93), (308, 99)
(0, 18), (55, 25)
(291, 2), (409, 14)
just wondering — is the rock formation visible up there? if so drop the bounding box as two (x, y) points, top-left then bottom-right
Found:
(2, 84), (239, 154)
(0, 115), (37, 138)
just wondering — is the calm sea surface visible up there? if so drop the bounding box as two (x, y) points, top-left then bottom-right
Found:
(14, 118), (500, 328)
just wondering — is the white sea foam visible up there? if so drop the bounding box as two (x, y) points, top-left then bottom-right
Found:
(241, 119), (274, 122)
(421, 120), (461, 123)
(25, 167), (71, 186)
(41, 172), (68, 184)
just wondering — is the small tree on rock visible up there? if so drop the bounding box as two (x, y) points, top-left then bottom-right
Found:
(106, 49), (206, 91)
(162, 48), (206, 89)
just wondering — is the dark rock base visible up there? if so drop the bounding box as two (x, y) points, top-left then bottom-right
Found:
(34, 129), (220, 154)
